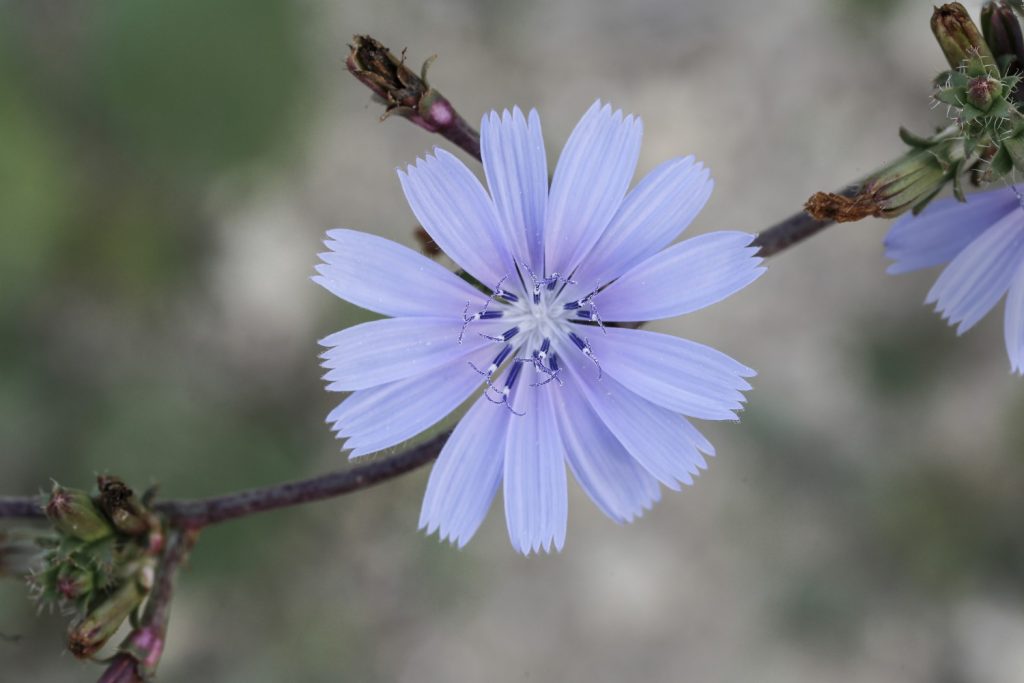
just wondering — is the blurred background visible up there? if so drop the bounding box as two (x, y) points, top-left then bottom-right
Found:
(3, 0), (1024, 680)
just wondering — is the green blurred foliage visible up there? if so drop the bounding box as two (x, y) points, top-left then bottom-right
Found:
(0, 0), (310, 310)
(0, 0), (319, 674)
(83, 0), (308, 178)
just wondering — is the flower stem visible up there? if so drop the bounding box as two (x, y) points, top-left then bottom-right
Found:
(0, 496), (44, 520)
(752, 184), (861, 257)
(154, 432), (448, 528)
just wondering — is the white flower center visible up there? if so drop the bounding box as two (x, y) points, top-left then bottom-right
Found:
(457, 268), (605, 414)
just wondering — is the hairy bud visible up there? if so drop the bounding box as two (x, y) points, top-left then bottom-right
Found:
(46, 485), (114, 543)
(56, 561), (95, 602)
(966, 74), (1004, 109)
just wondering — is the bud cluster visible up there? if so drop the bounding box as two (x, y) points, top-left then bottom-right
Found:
(32, 478), (162, 660)
(809, 3), (1024, 223)
(932, 4), (1021, 159)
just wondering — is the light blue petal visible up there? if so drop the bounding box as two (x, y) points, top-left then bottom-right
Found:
(504, 383), (568, 554)
(559, 347), (708, 490)
(481, 107), (548, 272)
(925, 211), (1024, 334)
(398, 149), (515, 288)
(595, 231), (765, 321)
(313, 229), (489, 317)
(553, 380), (661, 524)
(544, 100), (642, 277)
(419, 393), (510, 548)
(583, 326), (754, 421)
(329, 346), (496, 458)
(571, 157), (713, 288)
(1004, 261), (1024, 374)
(320, 317), (502, 391)
(885, 188), (1018, 274)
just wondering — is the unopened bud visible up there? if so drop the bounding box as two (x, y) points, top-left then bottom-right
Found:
(67, 572), (149, 659)
(46, 485), (114, 543)
(966, 74), (1004, 109)
(982, 2), (1024, 79)
(56, 561), (95, 602)
(97, 477), (150, 537)
(933, 3), (995, 69)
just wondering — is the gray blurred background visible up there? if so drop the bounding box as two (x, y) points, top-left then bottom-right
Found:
(4, 0), (1024, 681)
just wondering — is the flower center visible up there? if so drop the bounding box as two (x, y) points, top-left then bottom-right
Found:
(458, 266), (605, 414)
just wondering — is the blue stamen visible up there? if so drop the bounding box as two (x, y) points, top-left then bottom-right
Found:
(480, 326), (520, 343)
(494, 343), (513, 366)
(568, 331), (602, 379)
(507, 360), (523, 385)
(484, 360), (526, 415)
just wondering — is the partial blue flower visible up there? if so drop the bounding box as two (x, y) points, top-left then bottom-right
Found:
(884, 186), (1024, 373)
(314, 101), (765, 554)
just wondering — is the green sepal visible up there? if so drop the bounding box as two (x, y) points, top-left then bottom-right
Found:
(952, 160), (968, 202)
(899, 126), (936, 148)
(993, 143), (1015, 178)
(1003, 134), (1024, 170)
(910, 183), (948, 215)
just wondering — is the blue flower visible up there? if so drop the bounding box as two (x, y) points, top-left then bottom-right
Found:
(885, 186), (1024, 373)
(314, 101), (765, 554)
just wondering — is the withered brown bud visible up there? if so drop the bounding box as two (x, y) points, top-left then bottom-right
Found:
(97, 476), (151, 537)
(346, 35), (479, 158)
(806, 143), (957, 222)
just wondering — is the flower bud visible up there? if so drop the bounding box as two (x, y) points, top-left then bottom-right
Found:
(97, 477), (150, 537)
(56, 561), (95, 602)
(67, 572), (150, 659)
(46, 484), (114, 543)
(982, 2), (1024, 79)
(966, 74), (1004, 109)
(933, 3), (995, 69)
